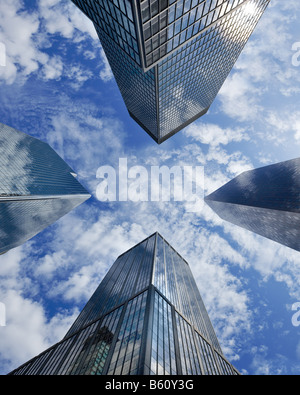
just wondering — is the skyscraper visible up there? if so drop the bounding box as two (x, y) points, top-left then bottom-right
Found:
(205, 158), (300, 252)
(71, 0), (270, 143)
(0, 122), (91, 255)
(9, 232), (239, 375)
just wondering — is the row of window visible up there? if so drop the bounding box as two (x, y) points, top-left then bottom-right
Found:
(159, 6), (243, 71)
(96, 26), (159, 136)
(155, 0), (269, 137)
(158, 23), (260, 111)
(153, 235), (222, 352)
(141, 0), (169, 23)
(176, 311), (203, 374)
(107, 292), (148, 375)
(0, 196), (88, 255)
(11, 305), (123, 375)
(142, 0), (248, 66)
(10, 285), (238, 375)
(150, 292), (177, 375)
(150, 291), (237, 376)
(65, 252), (129, 336)
(68, 307), (122, 375)
(66, 234), (156, 337)
(0, 124), (87, 196)
(72, 0), (140, 66)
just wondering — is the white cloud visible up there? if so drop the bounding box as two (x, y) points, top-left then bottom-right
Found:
(250, 347), (291, 376)
(0, 288), (78, 373)
(0, 0), (46, 84)
(184, 122), (249, 147)
(219, 73), (263, 122)
(0, 0), (109, 85)
(216, 0), (300, 134)
(265, 110), (300, 145)
(38, 0), (97, 40)
(64, 64), (93, 89)
(42, 55), (64, 80)
(99, 48), (113, 82)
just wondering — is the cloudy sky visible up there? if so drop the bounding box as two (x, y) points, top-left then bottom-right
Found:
(0, 0), (300, 375)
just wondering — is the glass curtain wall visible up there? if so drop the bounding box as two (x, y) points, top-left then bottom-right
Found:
(9, 233), (239, 376)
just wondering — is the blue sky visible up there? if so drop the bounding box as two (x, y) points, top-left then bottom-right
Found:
(0, 0), (300, 375)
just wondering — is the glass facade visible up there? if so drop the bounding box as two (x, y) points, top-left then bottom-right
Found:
(205, 158), (300, 252)
(9, 232), (239, 375)
(0, 122), (90, 254)
(71, 0), (270, 143)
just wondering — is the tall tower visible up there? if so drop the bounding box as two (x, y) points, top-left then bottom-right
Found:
(0, 122), (90, 255)
(205, 158), (300, 252)
(9, 233), (239, 375)
(71, 0), (270, 143)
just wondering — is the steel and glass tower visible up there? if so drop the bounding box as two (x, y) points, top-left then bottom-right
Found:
(71, 0), (270, 143)
(9, 232), (239, 375)
(205, 158), (300, 252)
(0, 122), (90, 255)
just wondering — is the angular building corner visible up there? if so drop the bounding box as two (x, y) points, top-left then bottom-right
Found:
(0, 122), (91, 255)
(205, 158), (300, 252)
(71, 0), (270, 143)
(8, 232), (239, 375)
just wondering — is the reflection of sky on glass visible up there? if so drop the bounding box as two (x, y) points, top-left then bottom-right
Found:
(144, 0), (253, 67)
(205, 158), (300, 251)
(0, 122), (89, 197)
(158, 0), (270, 139)
(153, 234), (222, 353)
(71, 0), (270, 142)
(64, 235), (156, 338)
(0, 122), (90, 254)
(0, 196), (89, 254)
(206, 158), (300, 212)
(0, 123), (32, 196)
(219, 0), (269, 45)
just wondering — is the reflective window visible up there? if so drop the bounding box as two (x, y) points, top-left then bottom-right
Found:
(95, 24), (158, 139)
(194, 331), (219, 375)
(9, 233), (239, 376)
(65, 234), (156, 337)
(153, 234), (222, 353)
(205, 158), (300, 252)
(67, 307), (122, 375)
(11, 306), (123, 375)
(72, 0), (140, 65)
(107, 292), (148, 375)
(157, 0), (270, 138)
(141, 0), (253, 68)
(71, 0), (270, 142)
(215, 351), (237, 375)
(0, 122), (89, 254)
(150, 292), (177, 375)
(175, 312), (202, 375)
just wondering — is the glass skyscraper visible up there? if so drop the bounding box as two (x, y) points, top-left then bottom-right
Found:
(0, 122), (91, 255)
(9, 232), (239, 375)
(205, 158), (300, 252)
(71, 0), (270, 143)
